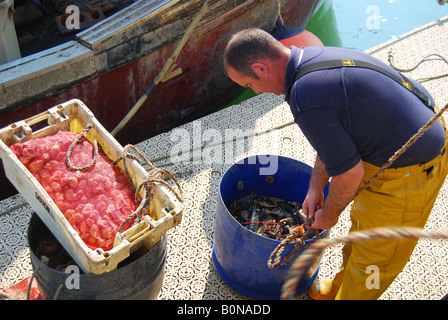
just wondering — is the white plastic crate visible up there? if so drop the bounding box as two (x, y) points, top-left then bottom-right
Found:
(0, 99), (183, 274)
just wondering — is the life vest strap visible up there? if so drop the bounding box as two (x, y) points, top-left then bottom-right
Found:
(288, 59), (433, 109)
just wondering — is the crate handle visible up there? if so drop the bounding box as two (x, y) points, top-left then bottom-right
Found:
(10, 108), (69, 143)
(27, 108), (69, 135)
(116, 206), (181, 251)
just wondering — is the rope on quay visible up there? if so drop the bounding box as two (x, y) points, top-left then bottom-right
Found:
(281, 226), (448, 300)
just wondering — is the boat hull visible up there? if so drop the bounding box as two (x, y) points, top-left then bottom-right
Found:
(0, 0), (319, 199)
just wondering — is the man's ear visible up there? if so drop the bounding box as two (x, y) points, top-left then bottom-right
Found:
(251, 62), (269, 78)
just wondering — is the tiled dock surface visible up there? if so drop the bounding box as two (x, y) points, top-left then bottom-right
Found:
(1, 16), (448, 300)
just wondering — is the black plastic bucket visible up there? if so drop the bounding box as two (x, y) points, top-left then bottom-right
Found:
(28, 214), (166, 300)
(212, 155), (330, 299)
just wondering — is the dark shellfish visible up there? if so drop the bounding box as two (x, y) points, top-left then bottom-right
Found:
(226, 192), (309, 241)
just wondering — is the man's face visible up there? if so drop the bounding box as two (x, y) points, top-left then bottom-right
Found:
(226, 65), (282, 95)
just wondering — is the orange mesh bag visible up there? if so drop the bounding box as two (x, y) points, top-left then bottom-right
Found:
(10, 131), (138, 250)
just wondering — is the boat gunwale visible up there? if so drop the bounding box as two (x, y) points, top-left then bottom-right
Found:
(0, 0), (279, 112)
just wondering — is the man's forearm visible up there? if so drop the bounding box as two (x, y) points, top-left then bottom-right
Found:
(312, 160), (365, 230)
(309, 155), (330, 192)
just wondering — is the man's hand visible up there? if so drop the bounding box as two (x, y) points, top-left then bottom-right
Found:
(302, 189), (324, 223)
(310, 208), (340, 230)
(302, 155), (329, 226)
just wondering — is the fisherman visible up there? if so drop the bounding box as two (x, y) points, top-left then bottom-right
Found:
(223, 28), (448, 300)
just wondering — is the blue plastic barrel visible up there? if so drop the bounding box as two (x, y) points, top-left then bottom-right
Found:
(212, 155), (330, 299)
(28, 214), (166, 300)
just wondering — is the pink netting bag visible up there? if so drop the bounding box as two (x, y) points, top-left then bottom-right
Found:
(10, 130), (138, 250)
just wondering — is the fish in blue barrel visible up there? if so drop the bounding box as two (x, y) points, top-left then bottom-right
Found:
(226, 192), (309, 241)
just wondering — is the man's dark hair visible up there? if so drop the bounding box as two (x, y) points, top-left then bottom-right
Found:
(223, 28), (284, 79)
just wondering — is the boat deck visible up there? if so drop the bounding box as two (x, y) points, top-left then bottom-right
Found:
(1, 15), (448, 300)
(14, 0), (136, 58)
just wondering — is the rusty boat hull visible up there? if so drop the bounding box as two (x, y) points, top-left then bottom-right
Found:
(0, 0), (320, 199)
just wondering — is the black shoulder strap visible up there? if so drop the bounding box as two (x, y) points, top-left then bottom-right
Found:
(289, 59), (433, 109)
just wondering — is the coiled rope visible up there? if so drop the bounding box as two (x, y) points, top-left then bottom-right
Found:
(113, 144), (183, 232)
(268, 102), (448, 269)
(66, 123), (98, 171)
(267, 221), (318, 269)
(281, 226), (448, 300)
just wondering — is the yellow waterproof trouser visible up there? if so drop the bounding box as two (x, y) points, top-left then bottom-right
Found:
(334, 137), (448, 300)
